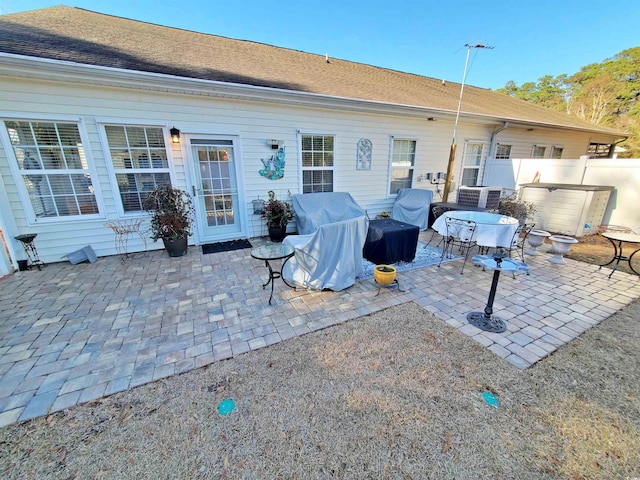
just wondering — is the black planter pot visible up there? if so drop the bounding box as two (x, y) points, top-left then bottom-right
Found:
(162, 237), (188, 257)
(268, 225), (287, 243)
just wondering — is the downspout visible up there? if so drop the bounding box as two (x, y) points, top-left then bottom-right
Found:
(484, 122), (509, 184)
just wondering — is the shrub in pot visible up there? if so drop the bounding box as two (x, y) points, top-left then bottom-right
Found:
(261, 190), (294, 242)
(497, 191), (536, 224)
(143, 185), (194, 257)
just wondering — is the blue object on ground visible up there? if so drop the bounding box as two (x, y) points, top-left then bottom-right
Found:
(482, 391), (499, 408)
(63, 245), (97, 264)
(217, 399), (236, 416)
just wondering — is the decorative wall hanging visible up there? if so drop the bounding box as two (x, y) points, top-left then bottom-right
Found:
(356, 138), (372, 170)
(259, 146), (286, 180)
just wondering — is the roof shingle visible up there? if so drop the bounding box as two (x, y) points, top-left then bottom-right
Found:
(0, 6), (624, 135)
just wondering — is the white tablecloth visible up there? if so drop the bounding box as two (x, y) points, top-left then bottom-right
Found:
(432, 211), (519, 248)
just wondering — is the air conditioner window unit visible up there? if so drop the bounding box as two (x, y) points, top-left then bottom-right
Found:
(456, 186), (503, 209)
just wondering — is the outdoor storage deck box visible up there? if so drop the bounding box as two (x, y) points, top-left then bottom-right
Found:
(520, 183), (614, 236)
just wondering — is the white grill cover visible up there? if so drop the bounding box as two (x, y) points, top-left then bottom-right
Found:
(283, 192), (368, 291)
(293, 192), (367, 235)
(391, 188), (433, 231)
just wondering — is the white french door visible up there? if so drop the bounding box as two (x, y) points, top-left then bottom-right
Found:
(189, 137), (245, 243)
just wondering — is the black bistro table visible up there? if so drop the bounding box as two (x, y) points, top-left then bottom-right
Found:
(599, 231), (640, 278)
(251, 243), (296, 304)
(363, 218), (420, 265)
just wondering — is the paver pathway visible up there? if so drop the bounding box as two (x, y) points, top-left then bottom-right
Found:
(1, 233), (639, 427)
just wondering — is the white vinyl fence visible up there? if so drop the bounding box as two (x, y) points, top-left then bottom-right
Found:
(484, 157), (640, 234)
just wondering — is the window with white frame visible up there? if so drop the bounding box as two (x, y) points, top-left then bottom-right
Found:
(532, 145), (546, 158)
(103, 125), (171, 212)
(301, 134), (334, 193)
(4, 120), (99, 219)
(550, 146), (564, 159)
(389, 138), (416, 194)
(461, 142), (484, 186)
(495, 144), (512, 160)
(587, 143), (613, 158)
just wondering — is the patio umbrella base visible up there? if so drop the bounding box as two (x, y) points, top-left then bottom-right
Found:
(467, 312), (507, 333)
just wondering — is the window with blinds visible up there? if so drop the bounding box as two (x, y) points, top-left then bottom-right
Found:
(301, 134), (334, 193)
(5, 120), (99, 219)
(389, 138), (416, 194)
(103, 125), (171, 212)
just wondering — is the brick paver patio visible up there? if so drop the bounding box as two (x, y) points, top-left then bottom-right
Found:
(1, 232), (639, 428)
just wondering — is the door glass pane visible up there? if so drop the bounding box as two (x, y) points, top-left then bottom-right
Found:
(461, 168), (479, 186)
(193, 142), (238, 231)
(464, 144), (483, 166)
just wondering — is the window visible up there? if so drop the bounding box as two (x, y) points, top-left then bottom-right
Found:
(461, 142), (484, 186)
(389, 138), (416, 194)
(495, 144), (512, 160)
(587, 143), (613, 158)
(301, 134), (334, 193)
(532, 145), (546, 158)
(550, 146), (564, 159)
(104, 125), (171, 212)
(4, 120), (99, 219)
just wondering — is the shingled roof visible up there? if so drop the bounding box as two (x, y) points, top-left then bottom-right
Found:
(0, 6), (624, 136)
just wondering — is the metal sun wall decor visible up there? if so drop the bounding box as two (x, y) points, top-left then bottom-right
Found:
(356, 138), (372, 170)
(259, 146), (286, 180)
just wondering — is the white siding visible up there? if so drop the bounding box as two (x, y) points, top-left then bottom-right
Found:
(0, 75), (620, 265)
(482, 126), (614, 188)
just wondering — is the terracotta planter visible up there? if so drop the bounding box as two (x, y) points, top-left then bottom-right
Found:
(268, 225), (287, 243)
(374, 265), (397, 285)
(162, 237), (188, 257)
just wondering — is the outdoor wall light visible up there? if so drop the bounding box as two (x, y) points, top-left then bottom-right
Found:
(170, 127), (181, 144)
(267, 139), (284, 150)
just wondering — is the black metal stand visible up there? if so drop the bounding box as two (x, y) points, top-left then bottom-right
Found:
(261, 256), (296, 305)
(467, 252), (507, 333)
(15, 234), (46, 271)
(599, 236), (640, 279)
(375, 279), (405, 296)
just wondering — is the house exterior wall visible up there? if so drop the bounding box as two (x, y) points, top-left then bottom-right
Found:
(0, 76), (447, 266)
(481, 126), (617, 189)
(0, 72), (623, 270)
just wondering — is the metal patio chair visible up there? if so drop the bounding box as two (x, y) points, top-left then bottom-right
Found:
(425, 204), (447, 248)
(438, 217), (477, 274)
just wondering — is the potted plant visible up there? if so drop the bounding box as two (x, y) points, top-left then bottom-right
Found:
(143, 185), (194, 257)
(261, 190), (294, 242)
(497, 191), (536, 224)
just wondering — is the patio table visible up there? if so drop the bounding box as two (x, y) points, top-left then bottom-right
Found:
(599, 231), (640, 278)
(432, 211), (519, 248)
(251, 243), (296, 304)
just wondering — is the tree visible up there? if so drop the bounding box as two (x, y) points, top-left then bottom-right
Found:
(497, 74), (568, 112)
(496, 47), (640, 157)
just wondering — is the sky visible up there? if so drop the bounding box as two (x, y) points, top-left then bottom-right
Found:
(1, 0), (638, 90)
